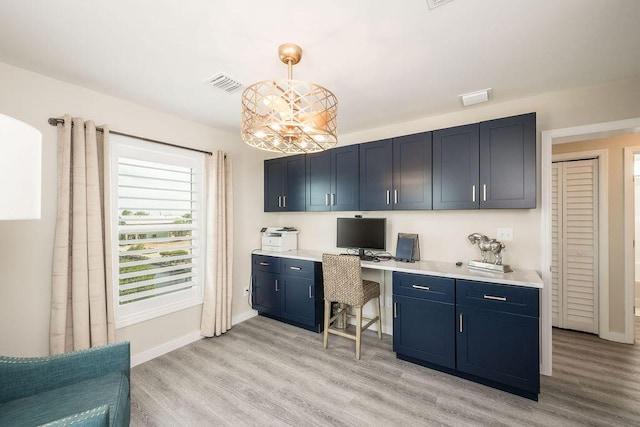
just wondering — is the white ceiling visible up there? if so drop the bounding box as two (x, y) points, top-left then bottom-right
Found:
(1, 0), (639, 136)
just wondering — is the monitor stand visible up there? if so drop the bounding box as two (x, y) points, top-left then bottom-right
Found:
(358, 248), (375, 261)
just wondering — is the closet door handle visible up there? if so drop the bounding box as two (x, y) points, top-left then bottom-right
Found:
(483, 184), (487, 202)
(472, 185), (476, 202)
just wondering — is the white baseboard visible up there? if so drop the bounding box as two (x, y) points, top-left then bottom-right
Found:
(130, 310), (258, 367)
(131, 330), (203, 367)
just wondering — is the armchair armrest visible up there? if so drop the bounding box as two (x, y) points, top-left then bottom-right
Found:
(0, 341), (130, 404)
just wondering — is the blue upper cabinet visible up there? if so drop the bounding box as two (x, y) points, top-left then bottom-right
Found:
(306, 145), (359, 211)
(359, 132), (432, 211)
(480, 113), (536, 209)
(433, 124), (480, 210)
(264, 154), (306, 212)
(433, 113), (536, 210)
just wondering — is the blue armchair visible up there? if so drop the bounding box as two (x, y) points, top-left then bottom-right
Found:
(0, 341), (130, 426)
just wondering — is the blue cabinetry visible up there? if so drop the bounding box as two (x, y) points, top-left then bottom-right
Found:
(306, 145), (359, 211)
(264, 154), (306, 212)
(359, 132), (432, 211)
(251, 254), (324, 332)
(392, 273), (540, 400)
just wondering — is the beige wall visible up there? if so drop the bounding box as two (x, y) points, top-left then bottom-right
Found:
(1, 58), (639, 358)
(0, 61), (270, 358)
(553, 133), (640, 332)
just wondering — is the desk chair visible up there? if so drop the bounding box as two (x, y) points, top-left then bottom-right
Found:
(321, 254), (382, 359)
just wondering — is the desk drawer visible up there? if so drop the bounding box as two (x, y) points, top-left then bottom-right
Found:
(456, 280), (539, 317)
(252, 254), (281, 274)
(393, 272), (454, 303)
(281, 259), (316, 279)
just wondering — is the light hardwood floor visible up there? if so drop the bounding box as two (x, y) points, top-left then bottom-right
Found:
(130, 316), (640, 426)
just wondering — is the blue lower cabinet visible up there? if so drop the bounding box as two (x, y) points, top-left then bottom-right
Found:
(251, 254), (324, 332)
(456, 305), (540, 395)
(392, 273), (540, 400)
(393, 294), (455, 369)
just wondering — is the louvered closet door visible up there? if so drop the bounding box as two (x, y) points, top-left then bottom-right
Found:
(551, 159), (599, 333)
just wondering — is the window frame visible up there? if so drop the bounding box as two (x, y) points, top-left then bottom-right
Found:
(108, 134), (206, 328)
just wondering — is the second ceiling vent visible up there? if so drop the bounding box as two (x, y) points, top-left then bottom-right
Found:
(205, 73), (244, 93)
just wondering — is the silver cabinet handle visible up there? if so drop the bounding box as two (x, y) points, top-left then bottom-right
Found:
(394, 189), (398, 204)
(459, 313), (463, 333)
(308, 285), (313, 299)
(277, 196), (282, 207)
(412, 285), (430, 291)
(330, 193), (335, 206)
(282, 195), (287, 208)
(483, 294), (507, 302)
(325, 193), (329, 206)
(472, 185), (476, 202)
(393, 302), (397, 319)
(483, 184), (487, 202)
(289, 266), (301, 271)
(259, 262), (269, 266)
(275, 279), (279, 292)
(386, 190), (391, 205)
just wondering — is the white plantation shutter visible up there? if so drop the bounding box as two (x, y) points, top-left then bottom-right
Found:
(110, 135), (205, 326)
(551, 163), (562, 327)
(551, 159), (598, 334)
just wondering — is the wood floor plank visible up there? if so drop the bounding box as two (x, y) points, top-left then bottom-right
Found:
(130, 315), (640, 426)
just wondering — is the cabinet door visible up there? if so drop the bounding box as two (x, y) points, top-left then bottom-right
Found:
(359, 139), (393, 211)
(252, 272), (280, 317)
(479, 113), (536, 208)
(432, 124), (479, 210)
(392, 132), (432, 210)
(280, 275), (316, 328)
(283, 154), (306, 211)
(456, 306), (540, 394)
(305, 151), (331, 212)
(332, 146), (360, 211)
(264, 158), (284, 212)
(393, 294), (455, 369)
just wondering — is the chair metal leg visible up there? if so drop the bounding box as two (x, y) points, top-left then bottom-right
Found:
(323, 300), (331, 348)
(375, 296), (382, 339)
(355, 306), (362, 360)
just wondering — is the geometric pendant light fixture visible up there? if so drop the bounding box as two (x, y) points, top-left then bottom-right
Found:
(241, 43), (338, 154)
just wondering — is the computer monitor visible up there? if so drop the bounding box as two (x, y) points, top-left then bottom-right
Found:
(336, 217), (386, 260)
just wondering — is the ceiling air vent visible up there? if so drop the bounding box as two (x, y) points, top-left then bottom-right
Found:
(205, 73), (243, 93)
(426, 0), (453, 9)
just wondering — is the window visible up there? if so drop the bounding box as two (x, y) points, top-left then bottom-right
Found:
(109, 134), (206, 327)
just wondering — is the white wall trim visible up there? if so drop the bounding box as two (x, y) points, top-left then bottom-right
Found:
(623, 146), (640, 344)
(552, 150), (608, 339)
(130, 310), (258, 367)
(541, 117), (640, 376)
(131, 331), (203, 367)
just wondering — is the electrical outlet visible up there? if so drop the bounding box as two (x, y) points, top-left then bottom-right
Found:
(497, 228), (513, 241)
(243, 287), (249, 297)
(386, 296), (393, 307)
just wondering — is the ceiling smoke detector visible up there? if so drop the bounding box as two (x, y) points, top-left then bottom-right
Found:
(205, 73), (243, 93)
(426, 0), (454, 9)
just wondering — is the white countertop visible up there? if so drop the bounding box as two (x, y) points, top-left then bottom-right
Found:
(252, 249), (543, 289)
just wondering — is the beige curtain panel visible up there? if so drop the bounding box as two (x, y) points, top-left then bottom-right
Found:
(50, 115), (115, 355)
(201, 151), (234, 337)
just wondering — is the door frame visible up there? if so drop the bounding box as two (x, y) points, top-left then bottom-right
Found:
(541, 117), (640, 376)
(623, 146), (640, 343)
(552, 152), (607, 335)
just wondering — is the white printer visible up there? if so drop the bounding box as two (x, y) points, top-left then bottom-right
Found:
(261, 227), (299, 252)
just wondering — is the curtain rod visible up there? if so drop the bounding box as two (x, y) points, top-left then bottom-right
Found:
(47, 117), (213, 156)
